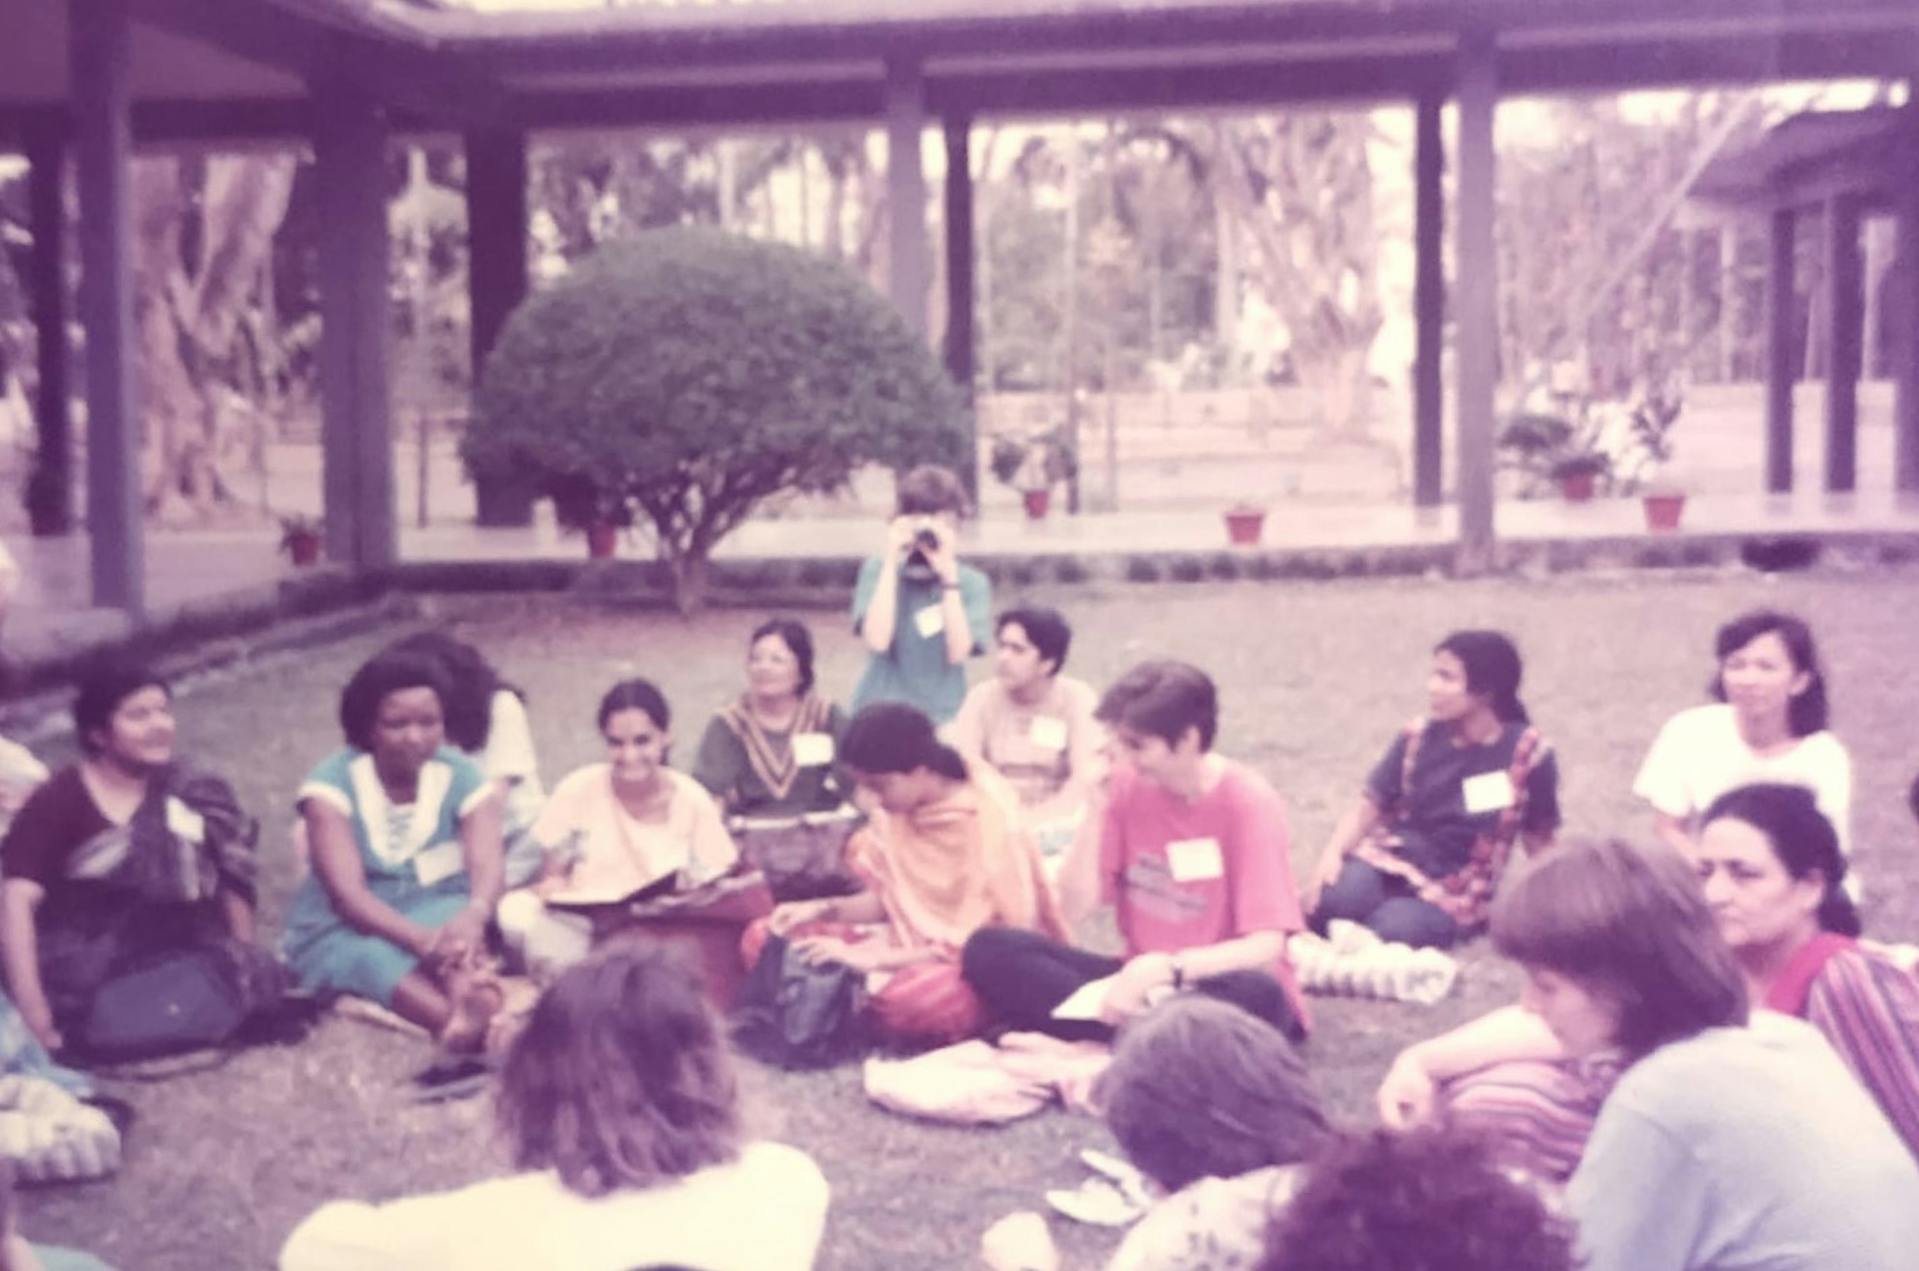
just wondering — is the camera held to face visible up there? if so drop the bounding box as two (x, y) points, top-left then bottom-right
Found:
(901, 516), (943, 582)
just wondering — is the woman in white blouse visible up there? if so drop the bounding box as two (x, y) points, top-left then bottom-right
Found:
(1633, 609), (1851, 868)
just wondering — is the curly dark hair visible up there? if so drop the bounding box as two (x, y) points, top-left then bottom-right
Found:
(385, 631), (519, 752)
(1261, 1129), (1575, 1271)
(497, 943), (741, 1198)
(337, 650), (450, 753)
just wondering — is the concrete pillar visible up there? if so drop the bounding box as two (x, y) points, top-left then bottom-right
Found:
(1412, 91), (1445, 508)
(464, 127), (535, 526)
(25, 125), (72, 537)
(1453, 28), (1498, 569)
(1822, 194), (1863, 493)
(884, 58), (929, 336)
(942, 114), (978, 502)
(1765, 207), (1797, 492)
(1894, 105), (1919, 493)
(71, 0), (144, 614)
(314, 74), (397, 571)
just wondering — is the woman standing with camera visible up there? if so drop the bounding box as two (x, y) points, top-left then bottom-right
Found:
(850, 464), (992, 725)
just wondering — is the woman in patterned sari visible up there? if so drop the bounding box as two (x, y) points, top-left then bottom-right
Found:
(1302, 630), (1560, 950)
(0, 659), (286, 1057)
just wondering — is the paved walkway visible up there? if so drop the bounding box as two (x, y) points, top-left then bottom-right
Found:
(6, 488), (1919, 666)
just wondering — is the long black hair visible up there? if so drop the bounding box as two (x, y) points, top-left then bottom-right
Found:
(840, 702), (966, 781)
(1435, 630), (1529, 725)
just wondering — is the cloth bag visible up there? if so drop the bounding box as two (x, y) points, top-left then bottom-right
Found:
(729, 933), (867, 1070)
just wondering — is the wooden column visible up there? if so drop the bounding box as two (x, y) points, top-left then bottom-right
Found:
(71, 0), (143, 614)
(315, 74), (397, 571)
(942, 114), (979, 502)
(1823, 194), (1863, 493)
(1895, 105), (1919, 494)
(25, 125), (71, 537)
(1412, 90), (1445, 508)
(465, 127), (535, 526)
(1453, 27), (1498, 569)
(1765, 207), (1797, 492)
(885, 59), (929, 337)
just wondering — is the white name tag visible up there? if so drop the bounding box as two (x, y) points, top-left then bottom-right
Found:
(412, 840), (465, 887)
(1165, 836), (1225, 883)
(1028, 716), (1069, 752)
(1462, 770), (1517, 814)
(913, 604), (946, 638)
(792, 732), (835, 767)
(164, 797), (205, 844)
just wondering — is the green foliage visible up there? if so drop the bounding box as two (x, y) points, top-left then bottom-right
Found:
(465, 227), (965, 609)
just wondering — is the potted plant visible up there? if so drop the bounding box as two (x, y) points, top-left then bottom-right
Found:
(1615, 386), (1684, 531)
(278, 513), (324, 567)
(1223, 501), (1267, 547)
(1548, 452), (1609, 503)
(990, 429), (1072, 520)
(550, 476), (633, 559)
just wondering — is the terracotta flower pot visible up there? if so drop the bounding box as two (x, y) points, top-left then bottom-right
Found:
(1559, 472), (1597, 502)
(287, 534), (321, 567)
(1642, 491), (1686, 532)
(1224, 508), (1266, 547)
(586, 522), (620, 559)
(1022, 488), (1051, 520)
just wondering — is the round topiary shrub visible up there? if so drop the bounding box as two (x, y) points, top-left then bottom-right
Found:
(464, 226), (966, 610)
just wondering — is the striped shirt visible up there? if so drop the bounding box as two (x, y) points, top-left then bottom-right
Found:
(1802, 945), (1919, 1161)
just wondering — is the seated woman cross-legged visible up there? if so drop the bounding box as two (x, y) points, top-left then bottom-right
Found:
(1634, 608), (1853, 879)
(280, 944), (830, 1271)
(280, 651), (506, 1052)
(963, 661), (1310, 1045)
(751, 702), (1062, 1046)
(1381, 783), (1919, 1179)
(496, 679), (747, 985)
(1304, 630), (1559, 950)
(692, 619), (857, 902)
(0, 658), (289, 1060)
(1394, 837), (1919, 1271)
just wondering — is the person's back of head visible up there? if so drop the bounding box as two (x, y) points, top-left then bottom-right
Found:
(1261, 1129), (1575, 1271)
(497, 944), (741, 1198)
(1097, 996), (1328, 1194)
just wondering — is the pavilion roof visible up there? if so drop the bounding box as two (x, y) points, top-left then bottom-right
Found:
(2, 0), (1915, 146)
(1690, 105), (1918, 210)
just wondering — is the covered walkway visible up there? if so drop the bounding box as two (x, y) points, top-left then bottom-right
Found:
(3, 0), (1918, 630)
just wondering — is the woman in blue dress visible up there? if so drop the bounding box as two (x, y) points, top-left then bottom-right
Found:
(282, 650), (506, 1051)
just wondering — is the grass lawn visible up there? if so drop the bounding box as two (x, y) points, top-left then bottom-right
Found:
(18, 568), (1919, 1270)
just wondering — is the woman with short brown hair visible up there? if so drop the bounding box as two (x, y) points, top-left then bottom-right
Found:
(1491, 839), (1916, 1271)
(280, 945), (828, 1270)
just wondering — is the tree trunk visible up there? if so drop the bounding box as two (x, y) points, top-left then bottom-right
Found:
(1208, 117), (1384, 438)
(129, 154), (295, 524)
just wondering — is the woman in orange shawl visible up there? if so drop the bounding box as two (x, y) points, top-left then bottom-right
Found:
(753, 702), (1063, 1043)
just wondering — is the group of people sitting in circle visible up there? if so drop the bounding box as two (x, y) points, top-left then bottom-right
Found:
(0, 460), (1912, 1271)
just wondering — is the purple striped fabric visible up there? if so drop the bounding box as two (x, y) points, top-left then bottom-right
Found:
(1804, 946), (1919, 1161)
